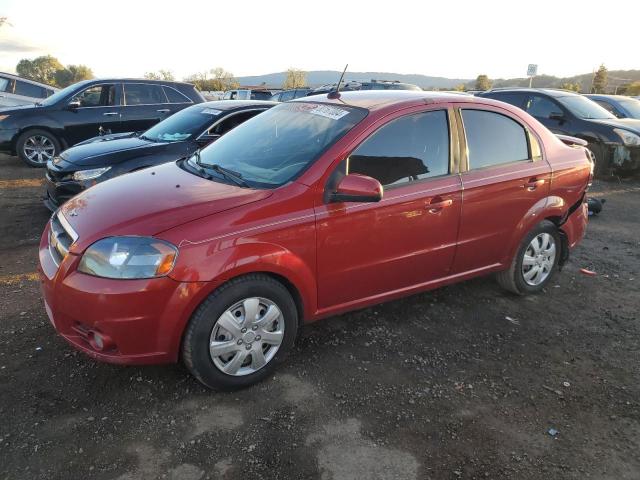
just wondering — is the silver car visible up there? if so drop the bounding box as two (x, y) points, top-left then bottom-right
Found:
(0, 72), (58, 107)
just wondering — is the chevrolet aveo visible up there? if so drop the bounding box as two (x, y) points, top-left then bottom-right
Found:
(39, 91), (592, 390)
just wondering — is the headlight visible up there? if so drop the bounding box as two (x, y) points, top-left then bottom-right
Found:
(78, 237), (178, 279)
(613, 128), (640, 146)
(72, 167), (111, 181)
(0, 114), (9, 122)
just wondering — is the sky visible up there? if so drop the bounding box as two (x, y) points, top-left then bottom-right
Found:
(0, 0), (637, 81)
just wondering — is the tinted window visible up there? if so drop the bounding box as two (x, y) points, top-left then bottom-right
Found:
(487, 92), (527, 109)
(163, 86), (190, 103)
(71, 84), (116, 107)
(348, 110), (449, 186)
(250, 91), (272, 100)
(124, 83), (166, 105)
(0, 77), (10, 92)
(462, 109), (529, 169)
(280, 90), (295, 102)
(14, 80), (45, 98)
(526, 95), (562, 118)
(210, 110), (264, 135)
(557, 95), (615, 119)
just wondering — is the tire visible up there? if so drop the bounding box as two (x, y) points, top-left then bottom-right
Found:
(182, 274), (298, 390)
(496, 220), (561, 295)
(16, 129), (61, 167)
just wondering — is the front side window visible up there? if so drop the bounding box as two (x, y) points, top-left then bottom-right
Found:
(124, 84), (166, 105)
(347, 110), (450, 187)
(71, 84), (117, 107)
(462, 109), (529, 169)
(14, 80), (45, 98)
(193, 102), (367, 188)
(526, 95), (562, 119)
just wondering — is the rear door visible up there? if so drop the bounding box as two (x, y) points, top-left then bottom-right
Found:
(452, 104), (551, 274)
(121, 82), (172, 132)
(315, 106), (462, 309)
(63, 83), (123, 145)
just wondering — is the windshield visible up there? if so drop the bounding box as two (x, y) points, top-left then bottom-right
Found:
(143, 106), (219, 142)
(193, 102), (367, 188)
(558, 96), (616, 120)
(39, 82), (87, 106)
(618, 98), (640, 118)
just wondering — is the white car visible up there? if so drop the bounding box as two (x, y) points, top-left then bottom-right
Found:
(0, 72), (58, 107)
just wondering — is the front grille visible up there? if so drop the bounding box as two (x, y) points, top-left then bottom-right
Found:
(48, 212), (77, 267)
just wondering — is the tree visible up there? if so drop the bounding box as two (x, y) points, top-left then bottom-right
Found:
(591, 64), (608, 93)
(144, 70), (175, 81)
(184, 68), (238, 91)
(283, 68), (306, 89)
(54, 64), (94, 87)
(16, 55), (63, 85)
(453, 83), (466, 92)
(621, 82), (640, 96)
(559, 82), (581, 92)
(475, 74), (492, 91)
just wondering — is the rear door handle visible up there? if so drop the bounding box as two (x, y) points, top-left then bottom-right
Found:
(157, 109), (170, 113)
(103, 112), (119, 116)
(427, 198), (453, 213)
(525, 178), (545, 191)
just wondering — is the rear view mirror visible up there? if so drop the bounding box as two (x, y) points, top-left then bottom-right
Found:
(549, 112), (564, 121)
(67, 100), (81, 110)
(329, 174), (383, 203)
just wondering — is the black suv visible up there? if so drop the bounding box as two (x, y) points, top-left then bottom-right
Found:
(477, 88), (640, 175)
(309, 79), (421, 95)
(0, 78), (204, 166)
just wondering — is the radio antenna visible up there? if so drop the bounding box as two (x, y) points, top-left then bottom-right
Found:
(328, 64), (348, 99)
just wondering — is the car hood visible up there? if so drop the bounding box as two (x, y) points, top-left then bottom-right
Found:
(0, 103), (41, 113)
(60, 136), (178, 167)
(590, 117), (640, 133)
(59, 161), (273, 252)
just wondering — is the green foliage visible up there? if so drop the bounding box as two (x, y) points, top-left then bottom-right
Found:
(559, 82), (581, 92)
(16, 55), (63, 86)
(475, 74), (492, 91)
(283, 68), (306, 89)
(592, 64), (608, 93)
(144, 70), (175, 81)
(622, 82), (640, 96)
(53, 65), (94, 87)
(453, 84), (466, 92)
(184, 67), (238, 91)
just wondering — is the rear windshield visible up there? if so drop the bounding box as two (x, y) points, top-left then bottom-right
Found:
(195, 102), (367, 188)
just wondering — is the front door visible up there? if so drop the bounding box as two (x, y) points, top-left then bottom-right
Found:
(524, 94), (571, 135)
(63, 83), (122, 145)
(315, 108), (462, 310)
(453, 105), (551, 274)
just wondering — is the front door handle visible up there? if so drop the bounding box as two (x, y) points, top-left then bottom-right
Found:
(427, 197), (453, 214)
(525, 178), (545, 191)
(157, 109), (170, 113)
(103, 112), (119, 116)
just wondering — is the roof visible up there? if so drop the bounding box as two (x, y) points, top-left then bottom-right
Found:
(585, 94), (637, 100)
(294, 90), (486, 111)
(482, 88), (581, 98)
(187, 100), (277, 112)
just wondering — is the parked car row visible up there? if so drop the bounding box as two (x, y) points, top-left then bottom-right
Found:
(0, 71), (58, 107)
(38, 89), (592, 390)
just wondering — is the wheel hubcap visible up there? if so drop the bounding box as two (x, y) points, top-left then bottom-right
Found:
(23, 135), (55, 164)
(209, 297), (284, 376)
(522, 233), (556, 286)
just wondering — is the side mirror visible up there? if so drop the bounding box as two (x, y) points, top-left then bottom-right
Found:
(67, 100), (81, 110)
(329, 174), (383, 203)
(549, 112), (564, 121)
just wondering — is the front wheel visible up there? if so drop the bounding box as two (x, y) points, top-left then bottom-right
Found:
(16, 129), (61, 167)
(182, 274), (298, 390)
(497, 220), (561, 295)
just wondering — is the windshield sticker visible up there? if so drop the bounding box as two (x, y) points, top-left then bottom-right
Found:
(201, 108), (222, 115)
(308, 105), (349, 120)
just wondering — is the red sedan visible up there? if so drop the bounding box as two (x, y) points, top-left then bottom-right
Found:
(39, 91), (592, 390)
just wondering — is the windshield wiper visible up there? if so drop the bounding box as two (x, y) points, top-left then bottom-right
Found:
(204, 160), (250, 188)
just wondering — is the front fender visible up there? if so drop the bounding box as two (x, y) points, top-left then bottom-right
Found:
(169, 240), (317, 321)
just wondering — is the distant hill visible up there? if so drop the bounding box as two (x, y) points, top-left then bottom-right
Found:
(236, 69), (640, 92)
(235, 70), (470, 89)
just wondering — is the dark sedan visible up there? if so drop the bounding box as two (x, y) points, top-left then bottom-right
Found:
(585, 94), (640, 120)
(44, 100), (275, 210)
(0, 78), (204, 167)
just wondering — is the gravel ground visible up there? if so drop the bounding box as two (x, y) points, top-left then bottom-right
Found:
(0, 153), (638, 480)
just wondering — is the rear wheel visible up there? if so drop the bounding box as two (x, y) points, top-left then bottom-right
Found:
(182, 274), (298, 390)
(497, 220), (561, 295)
(16, 129), (61, 167)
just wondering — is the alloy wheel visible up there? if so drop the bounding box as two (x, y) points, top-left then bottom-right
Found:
(209, 297), (284, 376)
(23, 135), (55, 164)
(522, 233), (556, 286)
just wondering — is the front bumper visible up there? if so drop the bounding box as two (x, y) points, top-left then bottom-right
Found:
(38, 221), (209, 365)
(43, 171), (91, 211)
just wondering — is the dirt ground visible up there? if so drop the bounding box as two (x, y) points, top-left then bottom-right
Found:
(0, 152), (638, 480)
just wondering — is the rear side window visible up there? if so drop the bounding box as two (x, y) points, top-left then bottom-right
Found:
(486, 92), (527, 109)
(348, 110), (450, 187)
(251, 91), (272, 100)
(14, 80), (46, 98)
(0, 77), (11, 92)
(163, 86), (190, 103)
(124, 84), (167, 105)
(462, 109), (529, 169)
